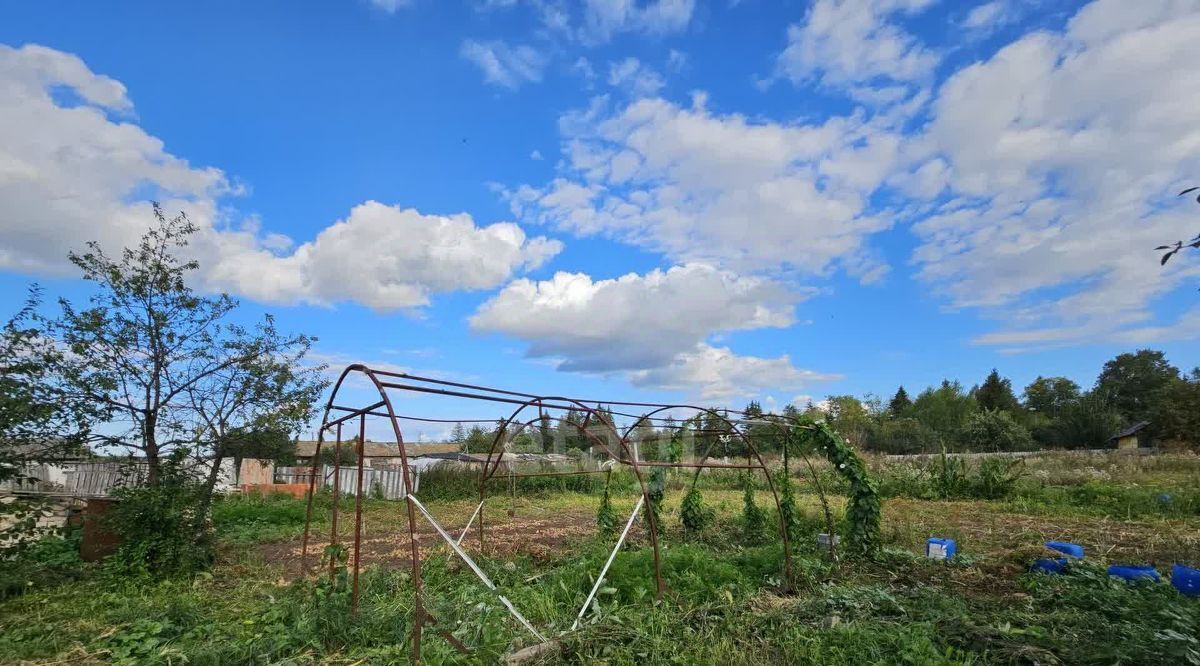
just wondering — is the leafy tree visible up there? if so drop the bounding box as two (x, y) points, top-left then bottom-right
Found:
(188, 329), (325, 521)
(631, 418), (660, 460)
(824, 395), (872, 448)
(911, 380), (978, 447)
(1149, 370), (1200, 449)
(867, 417), (938, 455)
(961, 410), (1034, 452)
(449, 423), (467, 450)
(887, 386), (912, 417)
(51, 206), (320, 485)
(1022, 376), (1081, 417)
(1045, 392), (1122, 449)
(1, 288), (96, 482)
(463, 425), (493, 454)
(537, 415), (554, 454)
(319, 439), (359, 466)
(973, 369), (1021, 413)
(1, 289), (100, 555)
(1094, 349), (1179, 424)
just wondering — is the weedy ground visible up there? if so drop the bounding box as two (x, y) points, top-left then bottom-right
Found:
(1, 452), (1198, 665)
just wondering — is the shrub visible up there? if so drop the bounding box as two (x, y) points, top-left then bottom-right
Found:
(868, 418), (939, 455)
(961, 409), (1034, 452)
(596, 474), (617, 539)
(106, 454), (214, 576)
(679, 484), (713, 537)
(0, 532), (84, 600)
(970, 456), (1025, 499)
(740, 473), (767, 543)
(932, 450), (969, 498)
(418, 463), (607, 502)
(644, 466), (666, 532)
(1043, 393), (1122, 449)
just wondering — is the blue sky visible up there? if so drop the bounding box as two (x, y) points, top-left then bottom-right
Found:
(2, 0), (1199, 439)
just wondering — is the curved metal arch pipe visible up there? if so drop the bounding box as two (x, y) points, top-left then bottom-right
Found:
(620, 405), (795, 586)
(475, 395), (667, 598)
(300, 363), (428, 661)
(297, 365), (826, 661)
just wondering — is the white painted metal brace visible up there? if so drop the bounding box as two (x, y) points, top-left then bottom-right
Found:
(456, 500), (484, 547)
(407, 495), (547, 643)
(572, 495), (645, 631)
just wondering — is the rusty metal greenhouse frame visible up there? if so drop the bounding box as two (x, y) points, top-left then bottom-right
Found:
(298, 364), (812, 663)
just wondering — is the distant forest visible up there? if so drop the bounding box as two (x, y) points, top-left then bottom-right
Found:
(449, 349), (1200, 456)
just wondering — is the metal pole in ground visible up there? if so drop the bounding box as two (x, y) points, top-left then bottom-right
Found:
(299, 429), (326, 574)
(352, 414), (366, 614)
(329, 423), (342, 579)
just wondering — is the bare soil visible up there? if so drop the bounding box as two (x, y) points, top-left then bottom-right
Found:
(257, 505), (603, 575)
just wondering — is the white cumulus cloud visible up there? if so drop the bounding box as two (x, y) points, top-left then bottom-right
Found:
(775, 0), (939, 92)
(906, 0), (1200, 348)
(506, 94), (898, 279)
(470, 263), (833, 398)
(206, 201), (562, 312)
(470, 263), (802, 371)
(629, 344), (841, 401)
(0, 43), (560, 313)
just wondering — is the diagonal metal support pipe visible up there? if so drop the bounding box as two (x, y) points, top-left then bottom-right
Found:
(408, 494), (547, 643)
(572, 495), (645, 631)
(456, 500), (484, 547)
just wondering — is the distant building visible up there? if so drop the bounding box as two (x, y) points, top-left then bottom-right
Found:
(1109, 421), (1152, 450)
(293, 441), (460, 467)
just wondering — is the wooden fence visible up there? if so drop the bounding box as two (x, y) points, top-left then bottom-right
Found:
(0, 461), (150, 496)
(275, 464), (419, 500)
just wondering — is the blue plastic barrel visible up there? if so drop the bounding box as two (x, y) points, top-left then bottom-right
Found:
(1107, 565), (1161, 583)
(1045, 541), (1084, 559)
(1172, 564), (1200, 597)
(1030, 557), (1069, 574)
(926, 537), (956, 560)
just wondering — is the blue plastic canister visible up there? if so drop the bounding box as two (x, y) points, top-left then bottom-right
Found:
(1045, 541), (1084, 559)
(1172, 564), (1200, 597)
(926, 537), (956, 560)
(1107, 565), (1161, 583)
(1030, 558), (1069, 574)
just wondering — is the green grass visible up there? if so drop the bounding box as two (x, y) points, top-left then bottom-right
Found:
(5, 541), (1194, 665)
(3, 456), (1199, 664)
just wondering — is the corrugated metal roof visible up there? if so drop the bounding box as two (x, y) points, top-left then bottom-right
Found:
(293, 441), (461, 458)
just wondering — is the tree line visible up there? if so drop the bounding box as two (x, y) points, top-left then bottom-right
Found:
(442, 350), (1200, 459)
(813, 352), (1199, 454)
